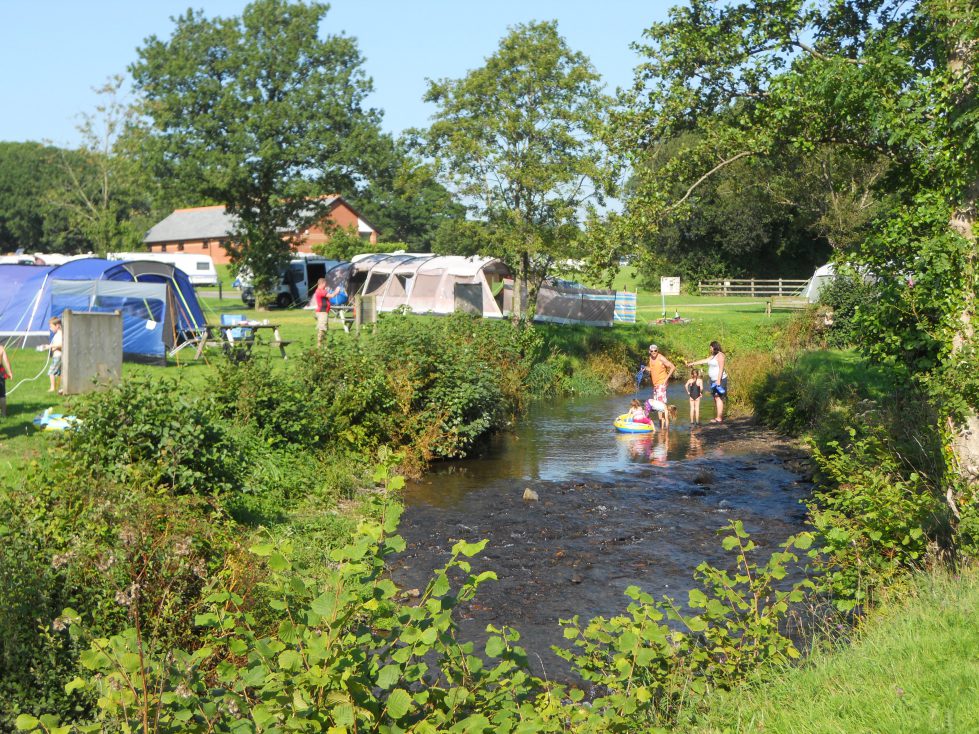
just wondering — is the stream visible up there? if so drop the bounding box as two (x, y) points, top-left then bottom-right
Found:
(390, 385), (812, 677)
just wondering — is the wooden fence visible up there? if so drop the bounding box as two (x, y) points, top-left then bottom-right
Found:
(697, 278), (808, 297)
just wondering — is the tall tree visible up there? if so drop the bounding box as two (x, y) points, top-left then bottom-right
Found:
(619, 1), (978, 496)
(0, 142), (84, 253)
(131, 0), (384, 306)
(350, 136), (466, 250)
(421, 20), (617, 320)
(49, 76), (154, 256)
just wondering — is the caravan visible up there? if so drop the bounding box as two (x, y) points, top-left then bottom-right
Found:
(108, 252), (219, 286)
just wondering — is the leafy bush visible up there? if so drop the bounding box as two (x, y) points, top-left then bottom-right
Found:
(808, 429), (942, 611)
(0, 467), (248, 727)
(213, 358), (317, 449)
(817, 271), (877, 348)
(29, 516), (817, 734)
(64, 376), (241, 495)
(555, 522), (814, 731)
(287, 314), (534, 471)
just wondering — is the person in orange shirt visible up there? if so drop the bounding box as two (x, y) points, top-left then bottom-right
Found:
(646, 344), (676, 428)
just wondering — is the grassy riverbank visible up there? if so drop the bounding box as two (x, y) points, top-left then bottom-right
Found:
(691, 566), (979, 733)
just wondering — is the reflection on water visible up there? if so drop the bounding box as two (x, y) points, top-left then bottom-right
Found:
(411, 385), (712, 506)
(392, 386), (809, 677)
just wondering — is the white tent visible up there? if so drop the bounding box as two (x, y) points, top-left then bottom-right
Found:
(350, 253), (510, 318)
(802, 263), (836, 303)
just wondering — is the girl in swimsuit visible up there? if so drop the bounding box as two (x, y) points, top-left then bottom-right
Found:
(685, 368), (704, 425)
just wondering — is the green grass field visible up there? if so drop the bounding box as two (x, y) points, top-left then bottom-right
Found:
(692, 567), (979, 733)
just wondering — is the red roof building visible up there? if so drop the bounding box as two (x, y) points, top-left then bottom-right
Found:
(142, 196), (378, 264)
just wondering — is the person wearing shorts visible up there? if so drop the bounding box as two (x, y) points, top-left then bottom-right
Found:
(312, 278), (340, 347)
(646, 344), (676, 428)
(686, 340), (728, 423)
(46, 317), (63, 393)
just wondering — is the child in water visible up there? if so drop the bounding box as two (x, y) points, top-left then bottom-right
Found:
(645, 398), (679, 431)
(628, 398), (653, 425)
(685, 368), (704, 425)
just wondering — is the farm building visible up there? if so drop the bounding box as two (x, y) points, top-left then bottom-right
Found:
(143, 196), (379, 265)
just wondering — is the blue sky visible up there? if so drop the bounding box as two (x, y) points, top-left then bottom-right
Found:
(0, 0), (673, 148)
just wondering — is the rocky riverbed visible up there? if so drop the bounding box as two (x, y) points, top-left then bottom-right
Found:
(391, 403), (813, 678)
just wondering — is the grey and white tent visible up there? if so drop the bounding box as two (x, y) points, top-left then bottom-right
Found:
(349, 253), (510, 318)
(802, 263), (836, 303)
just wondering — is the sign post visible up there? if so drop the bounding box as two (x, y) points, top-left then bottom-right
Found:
(660, 277), (680, 316)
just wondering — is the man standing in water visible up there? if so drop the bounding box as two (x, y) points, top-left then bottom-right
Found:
(646, 344), (676, 429)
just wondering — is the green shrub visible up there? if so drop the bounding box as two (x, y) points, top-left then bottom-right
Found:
(556, 522), (815, 731)
(64, 376), (241, 495)
(818, 271), (877, 348)
(808, 429), (942, 611)
(28, 510), (819, 734)
(214, 358), (317, 449)
(290, 314), (534, 470)
(0, 468), (247, 727)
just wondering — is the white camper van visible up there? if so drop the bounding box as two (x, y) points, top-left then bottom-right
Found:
(238, 255), (350, 308)
(107, 252), (219, 286)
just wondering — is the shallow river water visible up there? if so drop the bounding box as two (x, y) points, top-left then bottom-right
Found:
(390, 386), (811, 677)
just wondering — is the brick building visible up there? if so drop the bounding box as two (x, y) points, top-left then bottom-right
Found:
(143, 196), (378, 264)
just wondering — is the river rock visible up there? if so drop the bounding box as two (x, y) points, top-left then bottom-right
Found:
(694, 469), (714, 485)
(523, 488), (539, 502)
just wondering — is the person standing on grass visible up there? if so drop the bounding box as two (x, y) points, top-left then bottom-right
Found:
(312, 278), (339, 347)
(687, 340), (728, 423)
(646, 344), (676, 429)
(44, 317), (63, 394)
(0, 342), (12, 417)
(685, 368), (704, 425)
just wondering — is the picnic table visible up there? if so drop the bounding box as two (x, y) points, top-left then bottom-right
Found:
(194, 321), (292, 360)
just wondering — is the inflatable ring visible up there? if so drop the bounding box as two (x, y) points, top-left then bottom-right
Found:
(613, 413), (656, 433)
(33, 411), (80, 432)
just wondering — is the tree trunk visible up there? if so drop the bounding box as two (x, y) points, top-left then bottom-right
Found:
(511, 267), (523, 325)
(948, 191), (979, 485)
(947, 20), (979, 487)
(521, 251), (533, 320)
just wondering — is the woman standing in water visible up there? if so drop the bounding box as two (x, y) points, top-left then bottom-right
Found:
(686, 341), (728, 423)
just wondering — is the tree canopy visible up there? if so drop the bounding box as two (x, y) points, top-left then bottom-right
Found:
(130, 0), (386, 306)
(619, 0), (978, 486)
(421, 20), (618, 319)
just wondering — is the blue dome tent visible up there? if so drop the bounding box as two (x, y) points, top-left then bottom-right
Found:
(0, 258), (207, 363)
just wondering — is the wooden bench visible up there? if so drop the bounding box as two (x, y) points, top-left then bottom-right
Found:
(766, 296), (811, 315)
(269, 339), (293, 359)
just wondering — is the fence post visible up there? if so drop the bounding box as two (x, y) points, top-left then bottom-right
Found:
(751, 279), (755, 297)
(778, 278), (783, 296)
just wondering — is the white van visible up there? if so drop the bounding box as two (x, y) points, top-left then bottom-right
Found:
(238, 256), (350, 308)
(0, 254), (36, 265)
(107, 252), (219, 286)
